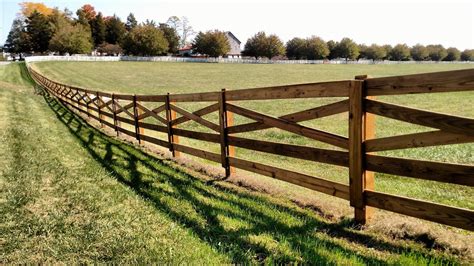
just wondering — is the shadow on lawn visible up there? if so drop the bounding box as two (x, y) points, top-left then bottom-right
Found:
(39, 88), (450, 264)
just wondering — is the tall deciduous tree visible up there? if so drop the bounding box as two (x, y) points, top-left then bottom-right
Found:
(305, 36), (329, 60)
(49, 20), (93, 54)
(365, 44), (387, 60)
(443, 47), (461, 61)
(460, 49), (474, 61)
(410, 44), (429, 61)
(122, 24), (169, 56)
(427, 44), (447, 61)
(286, 37), (306, 59)
(105, 15), (126, 44)
(19, 2), (53, 17)
(390, 44), (410, 61)
(242, 32), (285, 59)
(159, 23), (180, 54)
(125, 13), (138, 31)
(336, 38), (359, 60)
(327, 40), (338, 59)
(26, 10), (52, 53)
(192, 30), (230, 57)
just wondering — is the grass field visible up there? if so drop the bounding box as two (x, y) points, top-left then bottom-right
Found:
(33, 61), (474, 210)
(1, 62), (472, 263)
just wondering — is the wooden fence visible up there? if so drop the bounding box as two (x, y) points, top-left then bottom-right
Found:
(28, 65), (474, 231)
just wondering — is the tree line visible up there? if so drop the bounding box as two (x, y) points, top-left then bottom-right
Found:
(4, 2), (474, 61)
(4, 2), (192, 57)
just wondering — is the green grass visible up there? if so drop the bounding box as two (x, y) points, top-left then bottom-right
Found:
(1, 62), (472, 264)
(33, 61), (474, 210)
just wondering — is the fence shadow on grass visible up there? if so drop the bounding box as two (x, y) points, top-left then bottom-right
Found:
(40, 88), (452, 264)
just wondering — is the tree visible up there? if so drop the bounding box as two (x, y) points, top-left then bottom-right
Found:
(166, 16), (181, 32)
(179, 17), (195, 47)
(305, 36), (329, 60)
(327, 40), (338, 59)
(49, 21), (93, 54)
(389, 44), (410, 61)
(122, 24), (169, 56)
(357, 44), (369, 59)
(105, 15), (126, 44)
(192, 30), (230, 57)
(382, 44), (393, 60)
(92, 12), (106, 47)
(460, 49), (474, 61)
(159, 23), (180, 54)
(286, 37), (306, 59)
(410, 44), (429, 61)
(443, 47), (461, 61)
(365, 44), (387, 60)
(125, 13), (138, 31)
(242, 32), (285, 59)
(4, 18), (32, 54)
(427, 44), (447, 61)
(26, 10), (52, 53)
(337, 38), (359, 60)
(19, 2), (53, 17)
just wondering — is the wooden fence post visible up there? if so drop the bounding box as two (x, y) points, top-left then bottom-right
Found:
(96, 92), (104, 127)
(165, 93), (180, 157)
(349, 75), (375, 224)
(133, 94), (141, 143)
(227, 107), (236, 174)
(112, 94), (119, 136)
(219, 89), (233, 177)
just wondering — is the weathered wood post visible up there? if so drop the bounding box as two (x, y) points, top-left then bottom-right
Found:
(133, 94), (141, 144)
(218, 89), (233, 177)
(349, 75), (375, 224)
(112, 94), (119, 136)
(96, 92), (104, 127)
(165, 93), (180, 157)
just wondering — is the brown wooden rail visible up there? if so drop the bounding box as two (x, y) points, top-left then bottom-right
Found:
(27, 65), (474, 231)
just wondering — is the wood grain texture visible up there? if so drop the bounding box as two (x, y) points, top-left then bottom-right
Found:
(171, 104), (220, 132)
(227, 103), (348, 149)
(365, 190), (474, 231)
(172, 144), (221, 163)
(227, 136), (349, 166)
(227, 99), (349, 134)
(366, 154), (474, 186)
(366, 68), (474, 96)
(229, 157), (349, 200)
(365, 99), (474, 135)
(365, 130), (474, 152)
(171, 103), (219, 126)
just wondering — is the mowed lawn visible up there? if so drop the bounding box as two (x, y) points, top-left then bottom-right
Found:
(3, 62), (472, 263)
(33, 61), (474, 211)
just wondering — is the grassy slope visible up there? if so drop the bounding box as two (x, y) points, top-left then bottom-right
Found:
(33, 61), (474, 210)
(1, 62), (470, 263)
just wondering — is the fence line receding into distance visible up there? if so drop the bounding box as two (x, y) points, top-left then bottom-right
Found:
(27, 62), (474, 231)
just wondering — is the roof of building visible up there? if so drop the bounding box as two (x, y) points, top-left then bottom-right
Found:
(226, 31), (241, 44)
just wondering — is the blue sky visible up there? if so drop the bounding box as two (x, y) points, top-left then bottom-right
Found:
(1, 0), (473, 50)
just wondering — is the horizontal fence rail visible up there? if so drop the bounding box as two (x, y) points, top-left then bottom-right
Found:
(26, 62), (474, 231)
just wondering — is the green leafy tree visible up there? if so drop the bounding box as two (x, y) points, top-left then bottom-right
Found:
(122, 24), (169, 56)
(26, 10), (52, 53)
(327, 40), (338, 59)
(159, 23), (180, 54)
(105, 15), (126, 44)
(305, 36), (329, 60)
(49, 21), (93, 54)
(390, 44), (410, 61)
(92, 12), (106, 47)
(410, 44), (429, 61)
(460, 49), (474, 61)
(427, 44), (447, 61)
(365, 44), (387, 60)
(4, 18), (32, 54)
(337, 38), (359, 60)
(192, 30), (230, 57)
(382, 44), (393, 60)
(357, 44), (369, 59)
(286, 37), (306, 59)
(443, 47), (461, 61)
(125, 13), (138, 31)
(242, 32), (285, 59)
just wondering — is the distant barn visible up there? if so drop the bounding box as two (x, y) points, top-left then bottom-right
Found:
(225, 31), (241, 58)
